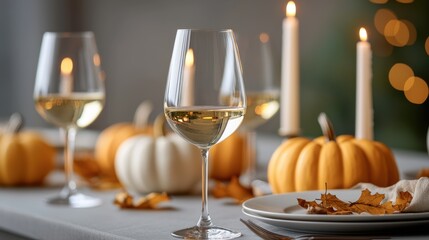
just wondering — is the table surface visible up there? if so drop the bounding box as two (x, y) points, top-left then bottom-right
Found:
(1, 133), (429, 240)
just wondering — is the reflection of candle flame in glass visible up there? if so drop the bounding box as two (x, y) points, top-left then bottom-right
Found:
(286, 1), (296, 17)
(185, 49), (194, 67)
(93, 54), (101, 66)
(359, 28), (368, 42)
(259, 33), (269, 43)
(61, 57), (73, 74)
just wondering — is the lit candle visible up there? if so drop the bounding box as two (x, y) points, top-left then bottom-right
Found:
(60, 57), (73, 94)
(182, 48), (195, 106)
(279, 1), (300, 137)
(355, 27), (373, 140)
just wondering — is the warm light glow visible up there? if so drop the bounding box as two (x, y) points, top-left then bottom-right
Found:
(396, 0), (414, 3)
(286, 1), (296, 17)
(93, 54), (101, 66)
(185, 49), (194, 67)
(425, 37), (429, 56)
(374, 9), (397, 34)
(403, 20), (416, 45)
(359, 28), (368, 41)
(404, 77), (428, 104)
(61, 57), (73, 74)
(259, 33), (270, 43)
(384, 20), (409, 47)
(389, 63), (414, 91)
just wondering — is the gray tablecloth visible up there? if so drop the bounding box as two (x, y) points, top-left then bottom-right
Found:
(1, 134), (429, 240)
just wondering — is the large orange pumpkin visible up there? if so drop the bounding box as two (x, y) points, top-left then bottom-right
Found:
(268, 113), (400, 193)
(95, 101), (153, 180)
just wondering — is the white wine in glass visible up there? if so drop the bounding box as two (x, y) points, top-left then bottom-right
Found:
(34, 32), (105, 208)
(164, 29), (246, 239)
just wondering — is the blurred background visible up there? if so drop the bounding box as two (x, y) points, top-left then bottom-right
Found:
(0, 0), (428, 151)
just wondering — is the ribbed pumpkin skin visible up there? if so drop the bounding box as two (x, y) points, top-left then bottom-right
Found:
(0, 132), (56, 186)
(268, 135), (400, 193)
(210, 132), (246, 181)
(95, 123), (152, 180)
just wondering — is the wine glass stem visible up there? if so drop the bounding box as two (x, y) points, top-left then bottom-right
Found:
(62, 127), (77, 195)
(197, 148), (213, 228)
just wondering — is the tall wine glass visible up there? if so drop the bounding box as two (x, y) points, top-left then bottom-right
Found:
(34, 32), (105, 208)
(164, 29), (246, 239)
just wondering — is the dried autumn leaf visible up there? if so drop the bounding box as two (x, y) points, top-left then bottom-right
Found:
(211, 177), (254, 204)
(114, 191), (170, 209)
(297, 188), (413, 215)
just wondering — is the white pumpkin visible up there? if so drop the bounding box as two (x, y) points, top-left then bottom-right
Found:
(115, 115), (201, 194)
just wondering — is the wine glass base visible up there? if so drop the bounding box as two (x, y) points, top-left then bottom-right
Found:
(171, 226), (241, 239)
(47, 192), (102, 208)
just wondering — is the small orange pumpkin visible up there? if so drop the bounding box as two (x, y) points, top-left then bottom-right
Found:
(0, 114), (56, 186)
(268, 113), (400, 193)
(210, 131), (248, 181)
(95, 101), (153, 180)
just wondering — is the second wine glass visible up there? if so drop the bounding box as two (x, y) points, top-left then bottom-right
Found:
(164, 29), (246, 239)
(34, 32), (105, 208)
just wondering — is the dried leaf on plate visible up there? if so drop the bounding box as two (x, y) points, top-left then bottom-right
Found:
(297, 188), (413, 215)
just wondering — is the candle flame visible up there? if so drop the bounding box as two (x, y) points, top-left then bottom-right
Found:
(286, 1), (296, 17)
(61, 57), (73, 74)
(93, 53), (101, 66)
(359, 27), (368, 41)
(259, 32), (270, 43)
(185, 49), (194, 67)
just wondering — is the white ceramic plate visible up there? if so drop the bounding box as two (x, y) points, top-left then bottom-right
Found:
(242, 189), (429, 222)
(242, 209), (429, 234)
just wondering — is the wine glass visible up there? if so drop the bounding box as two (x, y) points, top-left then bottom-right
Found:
(34, 32), (105, 208)
(164, 29), (246, 239)
(238, 32), (280, 186)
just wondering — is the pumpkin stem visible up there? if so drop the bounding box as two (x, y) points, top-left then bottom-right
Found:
(7, 113), (24, 133)
(153, 114), (167, 137)
(318, 112), (336, 142)
(133, 100), (153, 128)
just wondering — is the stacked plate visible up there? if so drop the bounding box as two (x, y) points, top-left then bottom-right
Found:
(242, 189), (429, 234)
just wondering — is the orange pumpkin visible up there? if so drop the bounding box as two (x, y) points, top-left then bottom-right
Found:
(210, 131), (248, 181)
(95, 101), (153, 180)
(268, 113), (400, 193)
(0, 114), (56, 186)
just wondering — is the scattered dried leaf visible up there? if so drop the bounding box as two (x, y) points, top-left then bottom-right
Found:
(211, 177), (254, 204)
(114, 191), (170, 209)
(297, 188), (413, 215)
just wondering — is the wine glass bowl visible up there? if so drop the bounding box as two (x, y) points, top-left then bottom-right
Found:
(34, 32), (105, 208)
(164, 29), (246, 239)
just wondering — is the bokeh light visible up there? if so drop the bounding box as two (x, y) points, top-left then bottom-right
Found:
(389, 63), (414, 90)
(402, 20), (416, 45)
(374, 9), (397, 34)
(384, 19), (410, 47)
(404, 77), (428, 104)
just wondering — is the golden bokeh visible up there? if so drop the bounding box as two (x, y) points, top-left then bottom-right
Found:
(425, 37), (429, 55)
(374, 9), (397, 34)
(404, 77), (428, 104)
(384, 19), (409, 47)
(370, 0), (389, 4)
(389, 63), (414, 90)
(396, 0), (414, 3)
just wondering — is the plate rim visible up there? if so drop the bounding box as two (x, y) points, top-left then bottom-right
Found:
(242, 189), (429, 222)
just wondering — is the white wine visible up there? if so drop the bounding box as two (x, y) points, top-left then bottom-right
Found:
(165, 106), (245, 148)
(35, 93), (104, 129)
(242, 91), (280, 129)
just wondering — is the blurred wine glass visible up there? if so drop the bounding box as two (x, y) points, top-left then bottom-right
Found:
(238, 32), (280, 185)
(164, 29), (246, 239)
(34, 32), (105, 208)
